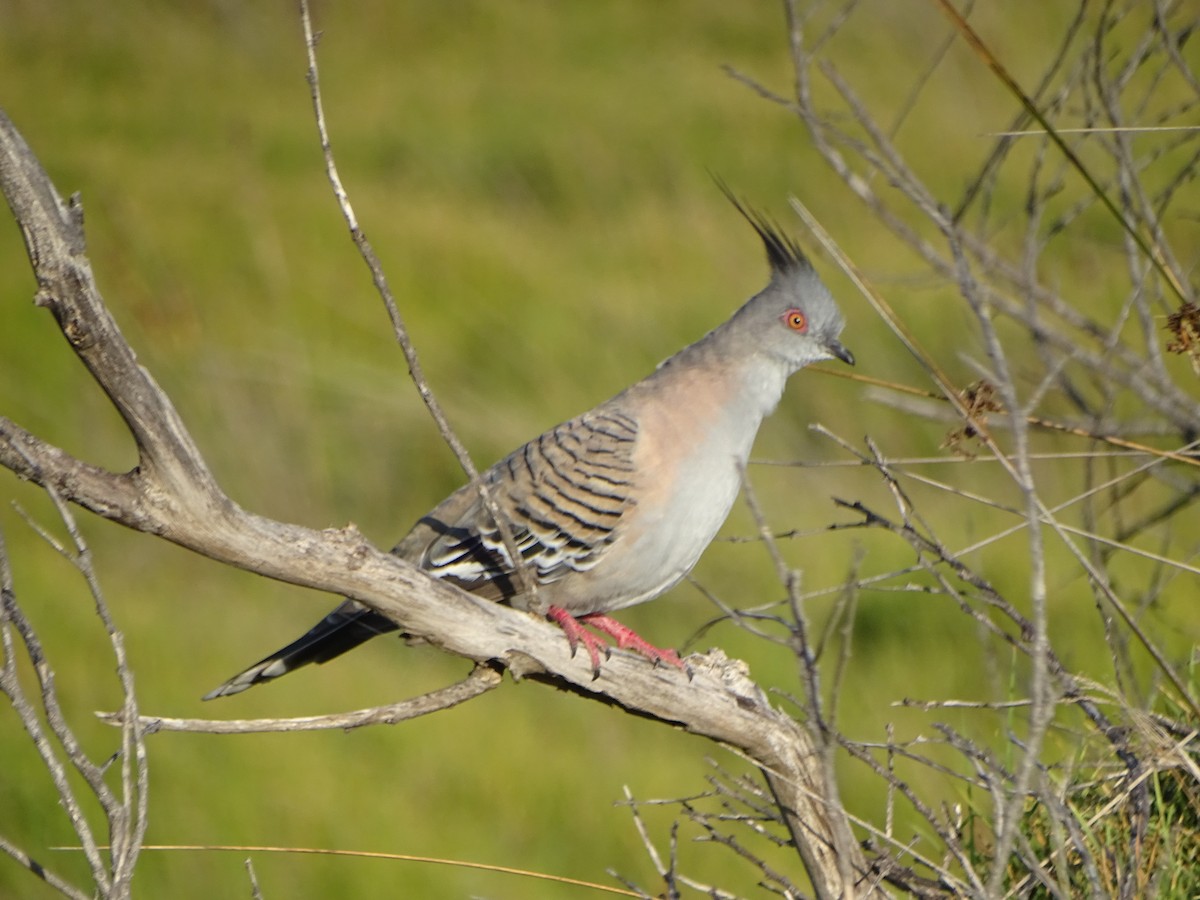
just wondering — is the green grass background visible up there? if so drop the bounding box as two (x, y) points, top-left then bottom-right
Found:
(1, 2), (1196, 897)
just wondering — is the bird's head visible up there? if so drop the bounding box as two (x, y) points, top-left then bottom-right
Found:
(721, 187), (854, 373)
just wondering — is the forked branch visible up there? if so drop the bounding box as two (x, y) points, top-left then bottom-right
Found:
(0, 107), (880, 899)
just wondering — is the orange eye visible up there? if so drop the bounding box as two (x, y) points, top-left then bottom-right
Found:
(783, 309), (808, 332)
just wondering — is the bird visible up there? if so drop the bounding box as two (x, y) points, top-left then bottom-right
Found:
(203, 189), (853, 699)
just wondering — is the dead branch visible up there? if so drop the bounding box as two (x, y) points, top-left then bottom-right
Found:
(0, 491), (148, 899)
(99, 664), (503, 734)
(0, 106), (879, 899)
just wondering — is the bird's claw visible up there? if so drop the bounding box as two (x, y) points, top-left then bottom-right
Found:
(546, 606), (686, 678)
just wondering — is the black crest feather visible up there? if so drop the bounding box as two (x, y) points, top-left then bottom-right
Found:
(713, 177), (813, 277)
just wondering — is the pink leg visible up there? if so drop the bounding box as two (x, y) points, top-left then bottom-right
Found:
(546, 605), (609, 677)
(579, 613), (685, 670)
(546, 605), (685, 678)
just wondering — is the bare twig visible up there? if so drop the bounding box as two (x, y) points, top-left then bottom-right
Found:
(0, 488), (147, 899)
(99, 664), (502, 734)
(295, 0), (536, 605)
(0, 527), (110, 892)
(0, 833), (91, 900)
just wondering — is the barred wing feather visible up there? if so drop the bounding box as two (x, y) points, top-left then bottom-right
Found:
(421, 410), (638, 598)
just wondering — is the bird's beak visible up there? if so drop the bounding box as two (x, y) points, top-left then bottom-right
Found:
(827, 339), (855, 366)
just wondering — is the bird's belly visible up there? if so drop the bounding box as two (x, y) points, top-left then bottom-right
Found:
(547, 452), (743, 615)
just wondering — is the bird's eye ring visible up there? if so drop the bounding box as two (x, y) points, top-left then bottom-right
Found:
(783, 309), (808, 332)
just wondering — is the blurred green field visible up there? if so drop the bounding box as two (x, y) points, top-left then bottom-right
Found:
(1, 2), (1196, 897)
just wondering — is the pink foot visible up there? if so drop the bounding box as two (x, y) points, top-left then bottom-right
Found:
(546, 606), (610, 676)
(546, 606), (686, 678)
(579, 614), (685, 670)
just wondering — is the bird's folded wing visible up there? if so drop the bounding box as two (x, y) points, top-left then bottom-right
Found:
(415, 409), (641, 601)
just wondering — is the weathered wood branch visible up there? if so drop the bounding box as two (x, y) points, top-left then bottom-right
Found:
(0, 107), (882, 899)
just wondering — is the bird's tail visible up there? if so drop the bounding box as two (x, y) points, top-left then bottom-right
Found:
(202, 601), (399, 699)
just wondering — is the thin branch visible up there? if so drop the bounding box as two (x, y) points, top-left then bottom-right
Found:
(14, 487), (150, 895)
(295, 0), (536, 605)
(933, 0), (1188, 303)
(0, 833), (91, 900)
(99, 665), (502, 734)
(739, 464), (862, 896)
(0, 527), (110, 892)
